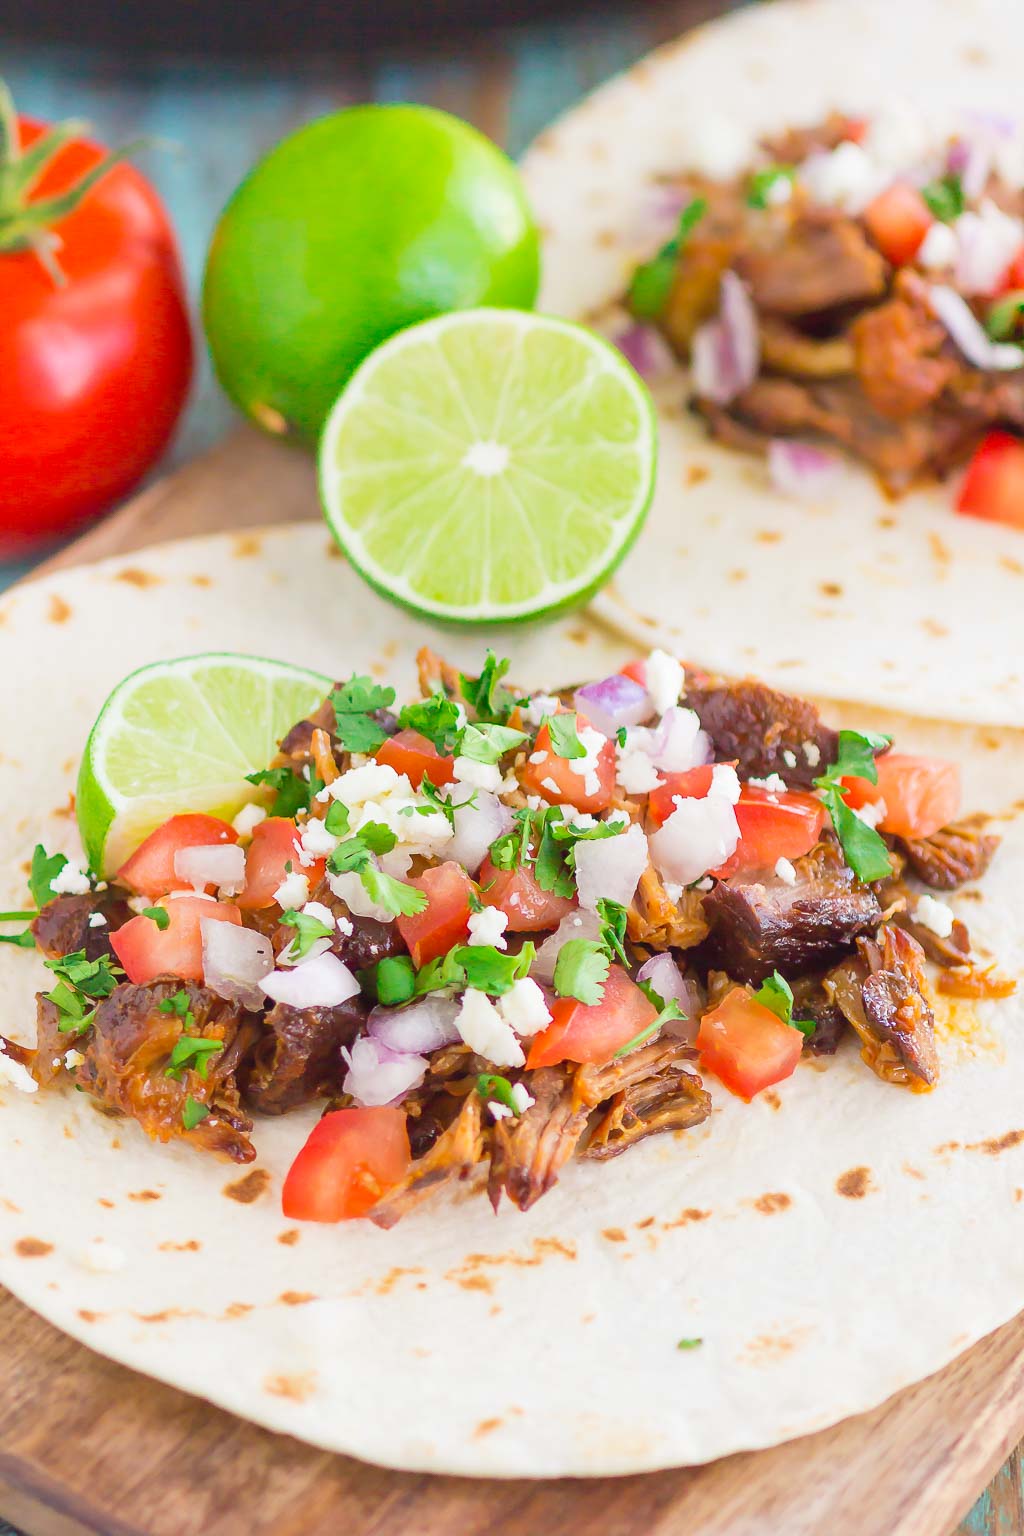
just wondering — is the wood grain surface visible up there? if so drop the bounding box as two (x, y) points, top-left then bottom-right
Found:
(1, 426), (1023, 1536)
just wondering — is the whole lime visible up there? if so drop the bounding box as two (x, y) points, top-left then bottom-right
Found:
(202, 104), (540, 445)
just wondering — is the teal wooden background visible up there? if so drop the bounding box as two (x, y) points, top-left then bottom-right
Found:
(0, 3), (1018, 1529)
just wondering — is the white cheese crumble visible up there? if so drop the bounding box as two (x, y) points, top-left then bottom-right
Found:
(709, 764), (741, 803)
(232, 802), (267, 838)
(0, 1048), (37, 1095)
(616, 745), (661, 796)
(302, 900), (336, 928)
(488, 1100), (513, 1121)
(528, 750), (549, 766)
(326, 868), (393, 923)
(273, 869), (310, 909)
(64, 1049), (86, 1070)
(510, 1081), (536, 1114)
(541, 776), (562, 796)
(453, 756), (503, 793)
(747, 773), (788, 793)
(327, 762), (400, 805)
(521, 693), (561, 727)
(852, 798), (887, 830)
(644, 649), (684, 714)
(665, 881), (685, 902)
(918, 220), (957, 270)
(498, 977), (551, 1037)
(566, 726), (606, 803)
(954, 200), (1024, 295)
(50, 861), (91, 896)
(335, 913), (354, 937)
(297, 816), (339, 864)
(467, 906), (509, 950)
(802, 741), (821, 768)
(798, 141), (884, 215)
(915, 893), (955, 938)
(774, 857), (797, 886)
(456, 989), (525, 1067)
(694, 877), (715, 893)
(78, 1238), (126, 1274)
(782, 750), (798, 769)
(87, 911), (108, 928)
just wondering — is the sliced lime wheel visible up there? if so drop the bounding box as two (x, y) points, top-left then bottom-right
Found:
(318, 308), (656, 623)
(76, 654), (331, 875)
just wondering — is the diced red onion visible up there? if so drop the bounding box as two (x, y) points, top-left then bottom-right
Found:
(954, 212), (1023, 297)
(646, 705), (711, 773)
(928, 284), (1024, 370)
(342, 1035), (427, 1108)
(533, 909), (600, 985)
(768, 439), (842, 500)
(613, 323), (675, 382)
(649, 795), (739, 887)
(636, 953), (701, 1044)
(261, 950), (360, 1009)
(574, 822), (649, 912)
(368, 996), (462, 1054)
(574, 674), (653, 738)
(174, 843), (247, 895)
(201, 920), (273, 1010)
(692, 271), (759, 405)
(947, 136), (993, 202)
(445, 790), (512, 875)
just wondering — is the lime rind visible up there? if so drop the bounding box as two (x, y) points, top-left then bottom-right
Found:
(318, 308), (656, 625)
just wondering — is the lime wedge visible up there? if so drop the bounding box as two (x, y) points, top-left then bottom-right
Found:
(76, 654), (332, 875)
(318, 308), (656, 623)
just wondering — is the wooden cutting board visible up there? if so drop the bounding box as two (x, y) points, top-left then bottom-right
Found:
(3, 426), (1023, 1536)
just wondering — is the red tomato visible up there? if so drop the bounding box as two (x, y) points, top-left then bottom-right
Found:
(519, 718), (616, 813)
(841, 753), (960, 840)
(0, 115), (192, 554)
(696, 986), (804, 1100)
(620, 659), (648, 688)
(110, 896), (241, 985)
(375, 729), (456, 787)
(282, 1107), (411, 1223)
(116, 815), (238, 898)
(999, 250), (1024, 293)
(526, 965), (656, 1069)
(842, 116), (869, 145)
(956, 431), (1024, 530)
(715, 786), (828, 876)
(864, 181), (933, 266)
(236, 818), (321, 910)
(477, 856), (577, 932)
(397, 861), (475, 967)
(647, 765), (717, 828)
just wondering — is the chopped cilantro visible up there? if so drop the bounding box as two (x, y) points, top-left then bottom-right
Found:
(827, 729), (891, 784)
(182, 1096), (210, 1132)
(375, 955), (417, 1005)
(544, 711), (586, 760)
(987, 290), (1024, 341)
(476, 1073), (521, 1114)
(460, 652), (515, 724)
(280, 907), (334, 962)
(415, 943), (534, 998)
(753, 970), (814, 1036)
(165, 1035), (224, 1082)
(158, 988), (193, 1020)
(142, 906), (170, 930)
(596, 897), (630, 967)
(419, 776), (476, 829)
(329, 674), (396, 754)
(813, 730), (894, 884)
(459, 721), (527, 766)
(244, 766), (317, 819)
(534, 810), (577, 899)
(325, 830), (425, 916)
(467, 889), (484, 914)
(747, 164), (795, 208)
(628, 196), (707, 319)
(676, 1336), (703, 1351)
(553, 938), (610, 1005)
(43, 949), (122, 1036)
(613, 997), (685, 1058)
(360, 821), (398, 856)
(359, 865), (427, 918)
(398, 692), (462, 754)
(921, 172), (965, 223)
(29, 844), (70, 908)
(488, 805), (626, 899)
(616, 726), (628, 749)
(0, 906), (36, 948)
(324, 800), (351, 836)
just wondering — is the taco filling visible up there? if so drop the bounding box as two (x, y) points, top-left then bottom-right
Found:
(2, 648), (1011, 1226)
(625, 109), (1024, 504)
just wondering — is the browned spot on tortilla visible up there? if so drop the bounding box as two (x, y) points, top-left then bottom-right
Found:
(159, 1239), (200, 1252)
(279, 1290), (316, 1307)
(1000, 555), (1024, 576)
(111, 1138), (121, 1149)
(922, 617), (949, 637)
(448, 1236), (576, 1284)
(663, 1207), (711, 1230)
(53, 791), (75, 821)
(595, 229), (616, 248)
(602, 1227), (627, 1243)
(902, 1162), (926, 1180)
(876, 514), (896, 530)
(115, 567), (160, 589)
(963, 44), (990, 64)
(136, 1308), (200, 1323)
(685, 463), (710, 488)
(224, 1302), (253, 1319)
(223, 1168), (271, 1203)
(635, 1216), (655, 1230)
(374, 1265), (425, 1296)
(1, 1198), (21, 1214)
(728, 568), (748, 583)
(929, 532), (951, 564)
(836, 1166), (874, 1199)
(128, 1189), (161, 1202)
(755, 528), (782, 543)
(762, 1090), (782, 1111)
(15, 1238), (52, 1258)
(455, 1273), (493, 1294)
(47, 594), (71, 624)
(78, 1309), (104, 1323)
(983, 736), (1003, 752)
(566, 626), (590, 646)
(277, 1228), (300, 1246)
(819, 582), (842, 598)
(490, 1304), (502, 1317)
(232, 534), (263, 558)
(969, 1129), (1024, 1156)
(98, 1198), (114, 1209)
(1015, 1188), (1023, 1202)
(753, 1192), (791, 1214)
(325, 539), (343, 560)
(474, 1417), (502, 1439)
(742, 1328), (808, 1364)
(264, 1371), (316, 1403)
(191, 574), (212, 588)
(62, 755), (76, 774)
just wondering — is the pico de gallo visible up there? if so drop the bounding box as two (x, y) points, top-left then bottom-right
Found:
(621, 106), (1024, 514)
(0, 648), (1009, 1227)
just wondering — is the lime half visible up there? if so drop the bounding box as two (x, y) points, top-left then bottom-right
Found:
(318, 308), (656, 623)
(77, 654), (331, 875)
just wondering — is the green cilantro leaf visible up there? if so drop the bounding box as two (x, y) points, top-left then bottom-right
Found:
(182, 1096), (210, 1132)
(747, 164), (795, 209)
(414, 947), (467, 996)
(280, 907), (334, 962)
(457, 942), (535, 997)
(543, 711), (585, 760)
(328, 837), (371, 875)
(596, 898), (630, 967)
(324, 800), (351, 836)
(244, 766), (315, 819)
(613, 997), (685, 1058)
(329, 675), (396, 754)
(158, 988), (193, 1020)
(0, 929), (35, 949)
(476, 1073), (522, 1114)
(753, 970), (815, 1036)
(459, 652), (515, 724)
(459, 721), (527, 766)
(375, 955), (417, 1006)
(813, 730), (894, 884)
(986, 290), (1024, 341)
(359, 866), (428, 918)
(29, 844), (70, 908)
(616, 726), (629, 748)
(553, 938), (610, 1005)
(921, 172), (965, 223)
(43, 949), (122, 1036)
(142, 906), (170, 930)
(676, 1337), (704, 1351)
(359, 821), (397, 856)
(628, 196), (707, 319)
(165, 1035), (224, 1082)
(819, 729), (891, 788)
(489, 809), (535, 873)
(398, 692), (463, 754)
(534, 810), (576, 898)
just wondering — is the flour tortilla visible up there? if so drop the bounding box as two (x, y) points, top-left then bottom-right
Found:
(524, 0), (1024, 727)
(1, 523), (1024, 1476)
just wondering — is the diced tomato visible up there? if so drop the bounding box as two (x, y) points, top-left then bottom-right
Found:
(999, 250), (1024, 293)
(477, 856), (577, 932)
(397, 860), (475, 967)
(841, 753), (960, 840)
(715, 786), (828, 876)
(956, 431), (1024, 530)
(526, 965), (656, 1069)
(116, 814), (238, 898)
(519, 716), (616, 813)
(235, 817), (322, 910)
(842, 116), (868, 145)
(620, 659), (648, 688)
(282, 1107), (411, 1223)
(110, 896), (241, 985)
(864, 181), (933, 266)
(375, 728), (456, 787)
(696, 986), (804, 1100)
(647, 765), (717, 827)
